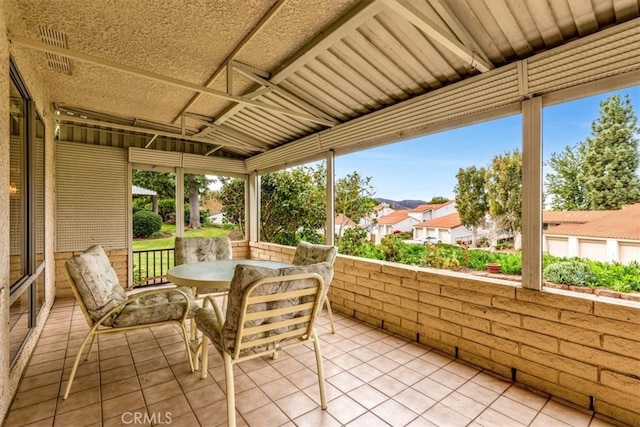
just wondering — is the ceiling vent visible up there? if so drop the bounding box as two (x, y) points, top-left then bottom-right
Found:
(39, 26), (72, 74)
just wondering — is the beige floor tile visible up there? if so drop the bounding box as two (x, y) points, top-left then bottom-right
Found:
(258, 377), (299, 401)
(101, 390), (146, 419)
(490, 395), (542, 425)
(184, 382), (227, 409)
(328, 371), (364, 393)
(456, 379), (500, 406)
(60, 372), (100, 396)
(371, 374), (417, 398)
(346, 411), (389, 427)
(245, 364), (283, 386)
(541, 399), (593, 427)
(422, 402), (473, 426)
(389, 365), (425, 386)
(243, 402), (289, 426)
(19, 371), (63, 392)
(164, 411), (200, 427)
(100, 364), (137, 384)
(11, 384), (59, 410)
(347, 384), (388, 410)
(4, 399), (57, 427)
(275, 391), (320, 419)
(349, 347), (380, 363)
(393, 387), (437, 414)
(326, 395), (367, 425)
(141, 379), (183, 405)
(502, 384), (549, 410)
(440, 391), (487, 419)
(56, 386), (100, 415)
(138, 366), (175, 388)
(100, 376), (141, 401)
(53, 401), (101, 427)
(372, 399), (419, 427)
(234, 387), (271, 414)
(24, 358), (65, 378)
(147, 394), (193, 420)
(475, 408), (528, 426)
(294, 407), (342, 427)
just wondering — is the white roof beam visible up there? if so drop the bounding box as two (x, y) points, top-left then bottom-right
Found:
(9, 34), (335, 127)
(231, 61), (338, 124)
(384, 0), (492, 73)
(57, 114), (251, 150)
(213, 0), (385, 126)
(428, 0), (493, 68)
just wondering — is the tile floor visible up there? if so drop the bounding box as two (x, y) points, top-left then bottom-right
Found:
(4, 298), (629, 427)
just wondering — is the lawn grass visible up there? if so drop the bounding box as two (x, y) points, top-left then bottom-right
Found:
(132, 224), (229, 251)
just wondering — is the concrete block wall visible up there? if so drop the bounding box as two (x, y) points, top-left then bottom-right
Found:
(252, 242), (640, 426)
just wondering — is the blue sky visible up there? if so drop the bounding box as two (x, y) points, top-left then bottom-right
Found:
(335, 85), (640, 202)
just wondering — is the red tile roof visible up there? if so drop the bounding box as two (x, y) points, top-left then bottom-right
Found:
(543, 210), (612, 224)
(335, 213), (356, 227)
(378, 209), (410, 225)
(410, 200), (455, 213)
(415, 212), (462, 229)
(544, 203), (640, 240)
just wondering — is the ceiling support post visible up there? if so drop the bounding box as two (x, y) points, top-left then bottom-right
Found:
(521, 96), (542, 290)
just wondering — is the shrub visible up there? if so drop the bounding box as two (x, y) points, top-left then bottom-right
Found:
(543, 261), (597, 287)
(133, 210), (162, 238)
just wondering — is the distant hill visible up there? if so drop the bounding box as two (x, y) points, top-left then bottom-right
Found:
(375, 198), (427, 210)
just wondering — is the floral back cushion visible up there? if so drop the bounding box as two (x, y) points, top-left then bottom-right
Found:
(66, 245), (127, 323)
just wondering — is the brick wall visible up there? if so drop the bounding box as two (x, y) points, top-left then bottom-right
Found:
(252, 242), (640, 425)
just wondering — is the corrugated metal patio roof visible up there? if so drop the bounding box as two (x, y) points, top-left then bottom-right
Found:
(6, 0), (640, 173)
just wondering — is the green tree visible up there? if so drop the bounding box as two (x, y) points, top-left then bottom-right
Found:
(582, 95), (640, 209)
(132, 170), (211, 228)
(427, 196), (449, 204)
(217, 178), (245, 235)
(185, 174), (211, 229)
(335, 172), (376, 242)
(454, 166), (488, 245)
(486, 150), (522, 249)
(261, 167), (326, 245)
(544, 143), (588, 210)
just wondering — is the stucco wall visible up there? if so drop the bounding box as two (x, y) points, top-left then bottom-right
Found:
(251, 242), (640, 426)
(1, 4), (56, 422)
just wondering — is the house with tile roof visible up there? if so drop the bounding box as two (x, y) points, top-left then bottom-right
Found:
(335, 213), (357, 239)
(375, 209), (419, 243)
(543, 203), (640, 264)
(413, 212), (472, 244)
(408, 200), (457, 222)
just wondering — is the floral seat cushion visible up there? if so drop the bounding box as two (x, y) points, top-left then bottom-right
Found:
(195, 262), (333, 355)
(112, 286), (196, 327)
(175, 236), (232, 264)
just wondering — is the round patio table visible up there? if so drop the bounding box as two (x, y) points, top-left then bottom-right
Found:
(167, 259), (292, 292)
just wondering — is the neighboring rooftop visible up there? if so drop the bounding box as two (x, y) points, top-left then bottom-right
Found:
(544, 203), (640, 240)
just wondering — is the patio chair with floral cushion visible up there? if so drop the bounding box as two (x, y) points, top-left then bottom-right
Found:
(175, 236), (232, 296)
(195, 262), (331, 427)
(64, 245), (195, 399)
(292, 241), (338, 333)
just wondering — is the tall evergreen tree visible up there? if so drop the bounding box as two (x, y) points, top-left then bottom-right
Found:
(582, 95), (640, 210)
(454, 166), (487, 245)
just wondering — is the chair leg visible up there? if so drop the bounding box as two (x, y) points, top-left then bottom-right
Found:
(180, 322), (195, 373)
(325, 297), (336, 334)
(224, 354), (236, 427)
(63, 330), (94, 399)
(200, 335), (209, 379)
(85, 334), (97, 360)
(312, 331), (327, 409)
